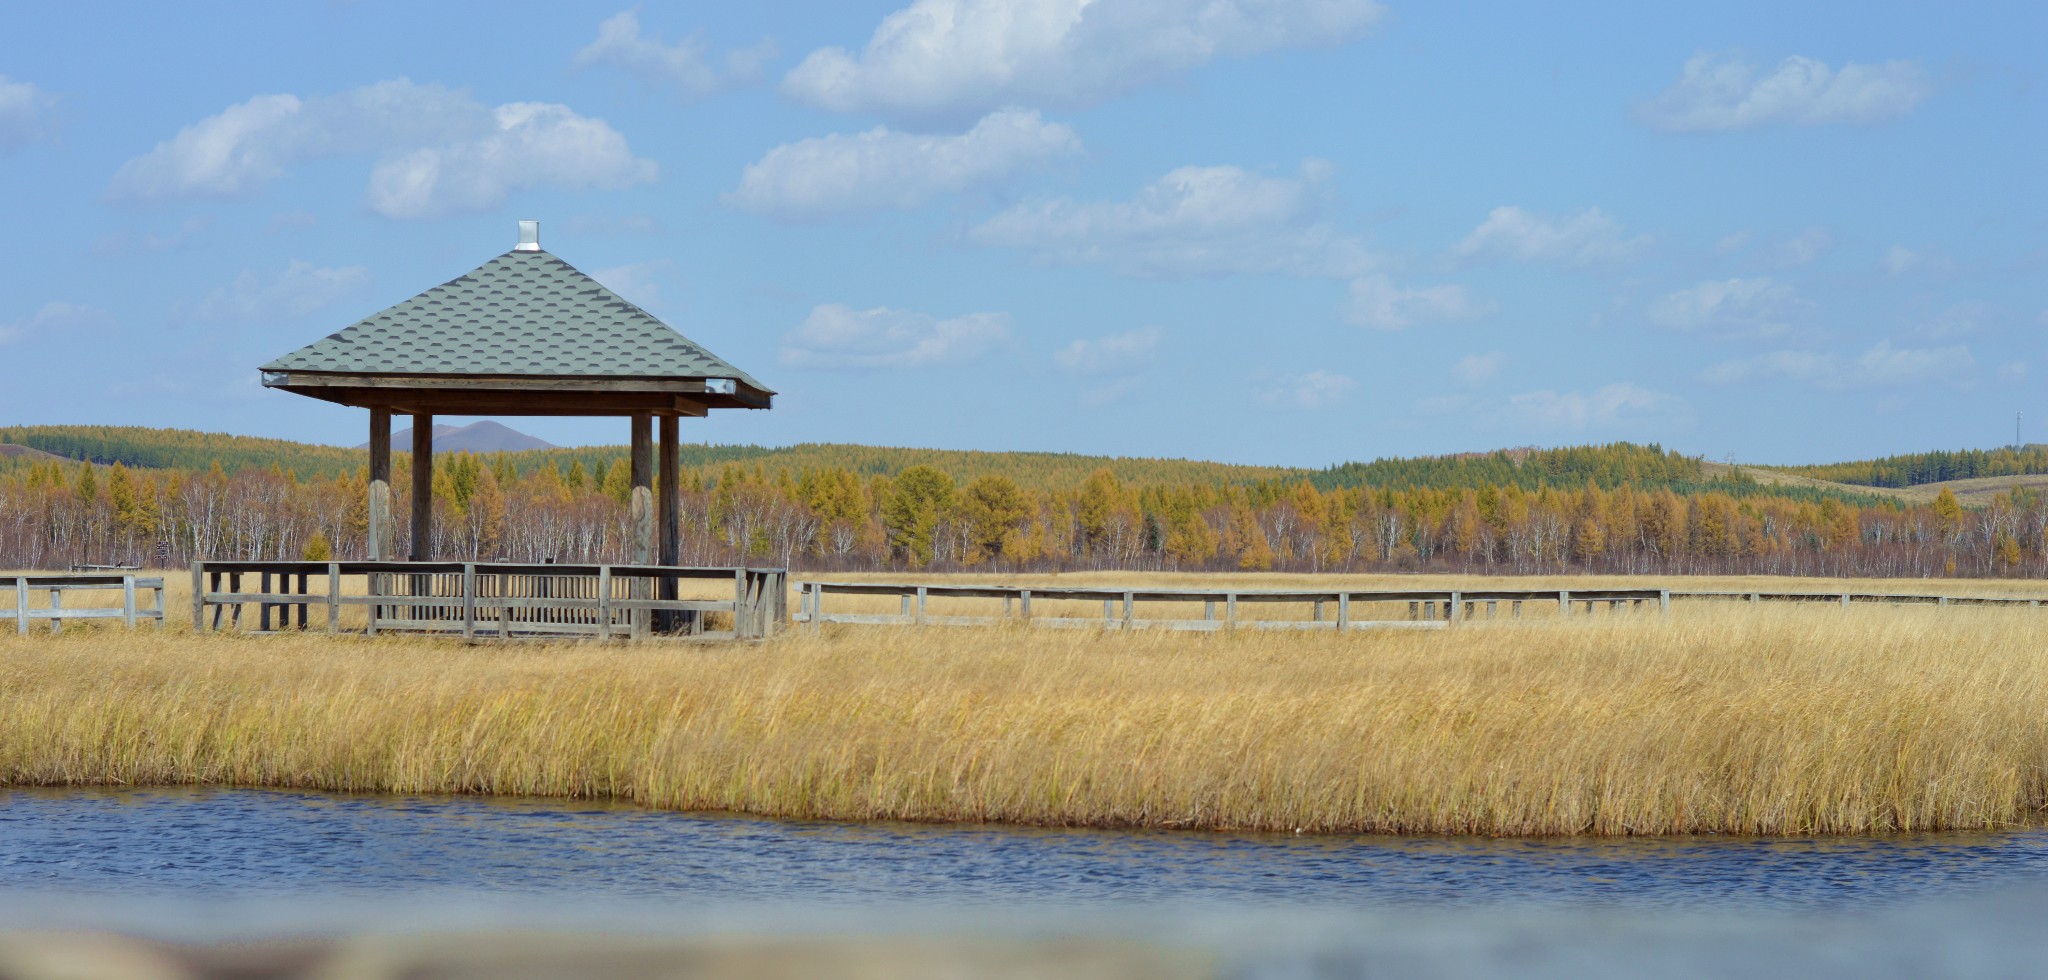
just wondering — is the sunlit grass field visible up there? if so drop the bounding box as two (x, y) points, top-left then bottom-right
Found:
(5, 571), (2047, 836)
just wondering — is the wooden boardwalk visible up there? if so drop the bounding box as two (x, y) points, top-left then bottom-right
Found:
(4, 573), (166, 633)
(192, 561), (787, 641)
(794, 580), (2046, 632)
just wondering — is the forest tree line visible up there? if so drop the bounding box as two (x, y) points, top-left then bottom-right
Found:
(1, 449), (2038, 579)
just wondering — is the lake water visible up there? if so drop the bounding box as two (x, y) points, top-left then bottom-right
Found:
(4, 786), (2046, 912)
(10, 788), (2048, 977)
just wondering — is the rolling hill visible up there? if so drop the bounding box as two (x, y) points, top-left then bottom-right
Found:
(0, 423), (2034, 506)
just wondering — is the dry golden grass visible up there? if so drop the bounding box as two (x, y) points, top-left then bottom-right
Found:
(6, 573), (2048, 837)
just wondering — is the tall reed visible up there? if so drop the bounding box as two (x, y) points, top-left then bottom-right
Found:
(4, 602), (2045, 836)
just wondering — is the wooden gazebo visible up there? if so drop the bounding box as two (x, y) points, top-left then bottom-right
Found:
(259, 220), (772, 568)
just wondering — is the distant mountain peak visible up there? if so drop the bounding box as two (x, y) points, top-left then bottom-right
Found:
(357, 420), (555, 453)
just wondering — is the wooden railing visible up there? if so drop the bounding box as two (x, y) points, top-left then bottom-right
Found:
(4, 573), (166, 633)
(792, 582), (1672, 632)
(794, 581), (2048, 632)
(192, 561), (787, 641)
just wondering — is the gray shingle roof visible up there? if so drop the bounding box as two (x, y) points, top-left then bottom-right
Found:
(261, 249), (771, 393)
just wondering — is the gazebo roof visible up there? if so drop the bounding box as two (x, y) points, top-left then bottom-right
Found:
(259, 224), (771, 416)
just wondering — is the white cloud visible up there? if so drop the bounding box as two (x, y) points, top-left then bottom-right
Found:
(0, 301), (113, 347)
(1882, 245), (1917, 276)
(1454, 206), (1647, 266)
(784, 0), (1385, 122)
(193, 260), (369, 322)
(92, 216), (211, 257)
(1881, 243), (1956, 278)
(1261, 370), (1355, 410)
(970, 159), (1373, 277)
(1638, 53), (1931, 132)
(1714, 230), (1751, 254)
(0, 74), (52, 151)
(1998, 361), (2027, 383)
(108, 80), (655, 218)
(1508, 383), (1677, 431)
(1346, 274), (1484, 330)
(1452, 352), (1505, 388)
(1054, 326), (1162, 374)
(1647, 277), (1797, 337)
(1773, 227), (1833, 266)
(1078, 376), (1146, 407)
(780, 304), (1010, 370)
(1703, 340), (1974, 390)
(591, 260), (674, 311)
(728, 109), (1079, 219)
(365, 102), (657, 219)
(574, 10), (775, 100)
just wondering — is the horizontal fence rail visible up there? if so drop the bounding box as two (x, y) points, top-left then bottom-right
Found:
(794, 581), (2047, 632)
(4, 574), (166, 634)
(192, 561), (786, 642)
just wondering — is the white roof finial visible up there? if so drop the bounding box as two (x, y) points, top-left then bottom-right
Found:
(514, 220), (541, 252)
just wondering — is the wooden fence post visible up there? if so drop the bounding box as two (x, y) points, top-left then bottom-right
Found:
(14, 577), (25, 636)
(191, 563), (205, 632)
(462, 564), (477, 641)
(327, 563), (341, 634)
(122, 575), (137, 628)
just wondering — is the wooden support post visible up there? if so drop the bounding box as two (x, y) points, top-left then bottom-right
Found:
(1204, 599), (1216, 621)
(1002, 595), (1013, 619)
(1750, 592), (1760, 605)
(1559, 590), (1571, 617)
(658, 415), (681, 632)
(1020, 589), (1032, 622)
(327, 564), (341, 634)
(1659, 590), (1670, 615)
(1226, 593), (1238, 627)
(1840, 593), (1851, 609)
(917, 586), (929, 626)
(190, 563), (205, 632)
(1447, 591), (1461, 625)
(462, 564), (477, 641)
(809, 582), (823, 633)
(228, 572), (242, 628)
(1337, 593), (1350, 631)
(210, 572), (224, 629)
(1512, 600), (1523, 619)
(1122, 591), (1135, 629)
(410, 413), (434, 560)
(368, 407), (393, 561)
(1408, 601), (1419, 621)
(123, 575), (137, 628)
(15, 577), (27, 636)
(596, 566), (613, 641)
(260, 571), (273, 631)
(48, 588), (61, 633)
(626, 413), (654, 636)
(1486, 600), (1498, 619)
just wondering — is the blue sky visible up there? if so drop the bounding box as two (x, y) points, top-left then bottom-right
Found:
(1, 1), (2042, 466)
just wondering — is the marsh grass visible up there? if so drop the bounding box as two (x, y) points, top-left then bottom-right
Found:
(6, 572), (2048, 836)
